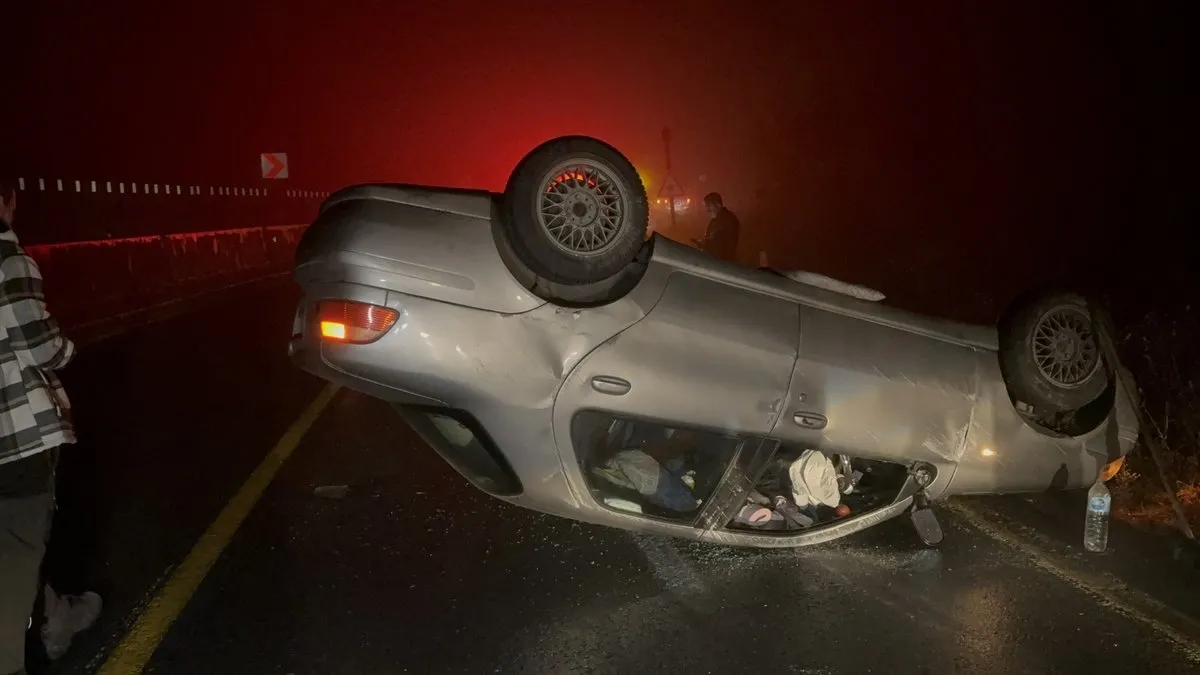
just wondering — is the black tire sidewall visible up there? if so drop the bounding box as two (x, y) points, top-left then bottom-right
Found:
(1000, 292), (1108, 413)
(502, 138), (648, 285)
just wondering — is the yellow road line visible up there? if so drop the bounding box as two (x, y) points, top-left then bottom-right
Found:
(947, 499), (1200, 664)
(97, 383), (341, 675)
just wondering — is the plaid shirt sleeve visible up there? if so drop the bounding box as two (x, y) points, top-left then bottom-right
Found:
(0, 252), (76, 370)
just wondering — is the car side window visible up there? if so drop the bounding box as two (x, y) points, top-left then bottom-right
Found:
(571, 410), (744, 522)
(400, 407), (522, 497)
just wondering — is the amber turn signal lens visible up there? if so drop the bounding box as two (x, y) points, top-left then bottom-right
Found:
(317, 300), (399, 344)
(1100, 456), (1126, 482)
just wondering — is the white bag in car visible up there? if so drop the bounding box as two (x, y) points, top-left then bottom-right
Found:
(788, 450), (841, 508)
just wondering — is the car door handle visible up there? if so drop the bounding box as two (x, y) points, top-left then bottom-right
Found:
(793, 412), (827, 430)
(591, 376), (631, 396)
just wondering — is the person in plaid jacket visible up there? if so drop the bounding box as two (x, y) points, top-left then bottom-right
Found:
(0, 179), (100, 675)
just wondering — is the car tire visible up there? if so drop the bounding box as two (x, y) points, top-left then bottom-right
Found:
(502, 136), (648, 285)
(999, 291), (1108, 414)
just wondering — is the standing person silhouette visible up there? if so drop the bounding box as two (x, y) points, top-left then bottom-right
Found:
(693, 192), (741, 263)
(0, 179), (101, 675)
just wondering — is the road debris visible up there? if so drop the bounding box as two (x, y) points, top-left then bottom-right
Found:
(313, 484), (350, 499)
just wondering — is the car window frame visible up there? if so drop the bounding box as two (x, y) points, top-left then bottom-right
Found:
(569, 408), (768, 528)
(396, 404), (523, 497)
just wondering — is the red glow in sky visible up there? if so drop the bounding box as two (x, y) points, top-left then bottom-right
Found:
(10, 2), (782, 193)
(7, 0), (1187, 313)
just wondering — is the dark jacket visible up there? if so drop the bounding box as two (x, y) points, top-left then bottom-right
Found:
(701, 207), (740, 262)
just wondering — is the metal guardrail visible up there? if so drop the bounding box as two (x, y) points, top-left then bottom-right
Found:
(10, 177), (329, 245)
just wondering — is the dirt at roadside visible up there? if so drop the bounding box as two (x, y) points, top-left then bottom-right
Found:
(1108, 297), (1200, 537)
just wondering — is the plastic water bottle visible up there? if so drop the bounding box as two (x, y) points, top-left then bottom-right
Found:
(1084, 478), (1111, 553)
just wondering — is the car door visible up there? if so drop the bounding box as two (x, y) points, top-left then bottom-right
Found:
(771, 304), (981, 468)
(552, 270), (800, 535)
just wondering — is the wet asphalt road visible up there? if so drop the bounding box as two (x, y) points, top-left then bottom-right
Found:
(33, 280), (1200, 674)
(33, 279), (324, 675)
(149, 392), (1196, 675)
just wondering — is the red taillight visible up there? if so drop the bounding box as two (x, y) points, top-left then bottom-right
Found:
(317, 300), (399, 344)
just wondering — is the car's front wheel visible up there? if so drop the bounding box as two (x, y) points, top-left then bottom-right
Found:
(999, 291), (1108, 414)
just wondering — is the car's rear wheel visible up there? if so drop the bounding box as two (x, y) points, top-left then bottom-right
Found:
(1000, 291), (1108, 414)
(502, 136), (648, 285)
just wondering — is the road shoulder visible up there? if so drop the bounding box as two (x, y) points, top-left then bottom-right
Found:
(951, 493), (1200, 658)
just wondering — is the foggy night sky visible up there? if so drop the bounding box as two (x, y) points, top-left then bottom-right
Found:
(6, 1), (1191, 316)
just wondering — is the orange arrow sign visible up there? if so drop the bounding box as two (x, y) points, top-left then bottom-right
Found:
(260, 152), (289, 179)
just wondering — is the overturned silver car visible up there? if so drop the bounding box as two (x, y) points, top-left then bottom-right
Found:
(288, 136), (1138, 547)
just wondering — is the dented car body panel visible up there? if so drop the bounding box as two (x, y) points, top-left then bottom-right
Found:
(289, 185), (1139, 547)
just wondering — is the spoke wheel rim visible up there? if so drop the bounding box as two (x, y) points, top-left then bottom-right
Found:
(535, 159), (629, 256)
(1030, 304), (1102, 388)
